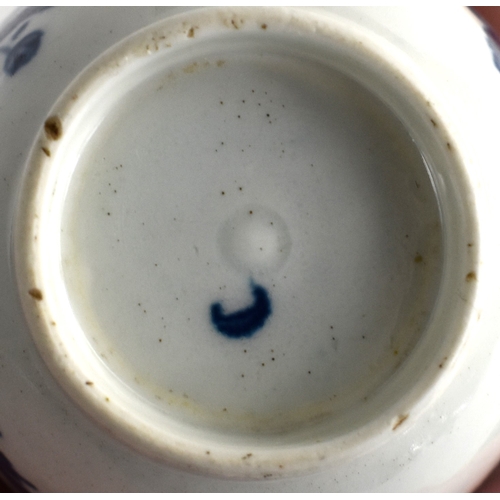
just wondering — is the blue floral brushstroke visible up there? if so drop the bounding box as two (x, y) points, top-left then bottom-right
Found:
(0, 451), (37, 492)
(471, 6), (500, 73)
(485, 25), (500, 73)
(1, 29), (44, 76)
(210, 281), (272, 338)
(0, 7), (51, 45)
(0, 6), (51, 76)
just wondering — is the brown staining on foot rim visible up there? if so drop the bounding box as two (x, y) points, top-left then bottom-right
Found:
(392, 414), (409, 431)
(438, 356), (448, 369)
(225, 17), (244, 30)
(466, 271), (477, 283)
(41, 146), (50, 157)
(28, 288), (43, 301)
(44, 116), (62, 141)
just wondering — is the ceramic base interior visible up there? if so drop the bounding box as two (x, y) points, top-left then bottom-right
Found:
(15, 9), (478, 477)
(62, 45), (442, 434)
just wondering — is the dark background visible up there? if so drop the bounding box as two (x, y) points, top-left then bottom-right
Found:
(0, 6), (499, 494)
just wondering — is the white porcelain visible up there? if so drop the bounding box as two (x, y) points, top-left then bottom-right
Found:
(1, 6), (500, 492)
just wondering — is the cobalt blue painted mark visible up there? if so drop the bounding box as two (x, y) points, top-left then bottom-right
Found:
(483, 25), (500, 73)
(0, 7), (51, 45)
(0, 451), (37, 492)
(211, 281), (272, 338)
(2, 29), (44, 76)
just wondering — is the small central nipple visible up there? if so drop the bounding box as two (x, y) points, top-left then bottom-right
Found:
(217, 206), (291, 274)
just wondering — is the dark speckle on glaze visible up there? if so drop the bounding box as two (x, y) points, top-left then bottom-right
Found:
(0, 451), (37, 492)
(2, 30), (44, 76)
(210, 281), (272, 338)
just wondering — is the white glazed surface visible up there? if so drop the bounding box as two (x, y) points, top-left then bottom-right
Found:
(0, 7), (500, 492)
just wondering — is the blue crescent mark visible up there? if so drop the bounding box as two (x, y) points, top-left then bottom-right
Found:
(210, 281), (272, 338)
